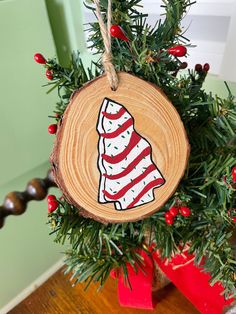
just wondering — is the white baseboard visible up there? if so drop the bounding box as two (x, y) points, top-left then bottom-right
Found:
(0, 258), (65, 314)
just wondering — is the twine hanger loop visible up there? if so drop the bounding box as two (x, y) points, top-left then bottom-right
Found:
(94, 0), (119, 90)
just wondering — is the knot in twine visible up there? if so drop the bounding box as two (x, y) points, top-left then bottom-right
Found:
(94, 0), (118, 90)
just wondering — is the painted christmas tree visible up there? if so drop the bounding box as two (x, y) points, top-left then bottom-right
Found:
(97, 98), (165, 210)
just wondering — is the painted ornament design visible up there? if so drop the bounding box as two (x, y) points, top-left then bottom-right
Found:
(97, 98), (165, 210)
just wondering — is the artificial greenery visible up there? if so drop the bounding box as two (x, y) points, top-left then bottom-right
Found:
(43, 0), (236, 299)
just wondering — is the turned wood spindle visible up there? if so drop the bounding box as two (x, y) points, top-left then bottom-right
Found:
(0, 169), (57, 229)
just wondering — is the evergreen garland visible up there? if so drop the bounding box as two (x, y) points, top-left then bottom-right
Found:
(40, 0), (236, 299)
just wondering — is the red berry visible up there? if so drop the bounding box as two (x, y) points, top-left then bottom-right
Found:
(164, 211), (172, 219)
(195, 64), (203, 72)
(110, 25), (129, 42)
(169, 206), (179, 217)
(167, 45), (187, 57)
(47, 194), (56, 203)
(180, 206), (191, 217)
(48, 124), (57, 134)
(232, 167), (236, 183)
(233, 217), (236, 223)
(46, 69), (53, 80)
(165, 217), (174, 225)
(48, 200), (59, 213)
(180, 62), (188, 69)
(110, 269), (119, 279)
(34, 53), (46, 64)
(203, 63), (210, 72)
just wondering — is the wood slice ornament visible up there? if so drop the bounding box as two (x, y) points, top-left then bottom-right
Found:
(51, 72), (190, 223)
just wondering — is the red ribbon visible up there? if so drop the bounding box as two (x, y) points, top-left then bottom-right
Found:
(110, 250), (157, 309)
(111, 248), (234, 313)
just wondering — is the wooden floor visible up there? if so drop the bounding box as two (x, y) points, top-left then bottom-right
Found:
(9, 269), (199, 314)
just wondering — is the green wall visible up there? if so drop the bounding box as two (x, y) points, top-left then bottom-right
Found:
(45, 0), (93, 67)
(0, 0), (57, 187)
(0, 0), (62, 310)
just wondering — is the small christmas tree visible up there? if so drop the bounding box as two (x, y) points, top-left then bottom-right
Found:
(35, 0), (236, 307)
(97, 98), (165, 210)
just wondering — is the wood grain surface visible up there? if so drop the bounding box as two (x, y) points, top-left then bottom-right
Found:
(51, 72), (189, 223)
(9, 268), (199, 314)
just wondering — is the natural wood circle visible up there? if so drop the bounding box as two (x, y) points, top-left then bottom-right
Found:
(51, 72), (190, 223)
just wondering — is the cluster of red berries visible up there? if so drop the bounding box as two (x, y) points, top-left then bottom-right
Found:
(34, 53), (59, 135)
(165, 206), (191, 225)
(195, 63), (210, 73)
(47, 195), (59, 213)
(34, 53), (54, 80)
